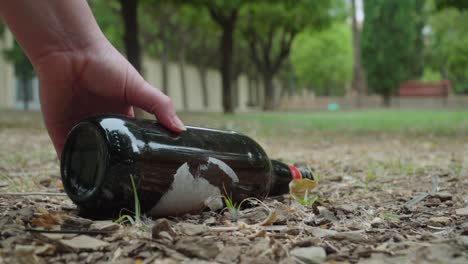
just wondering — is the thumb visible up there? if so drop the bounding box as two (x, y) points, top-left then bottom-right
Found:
(126, 77), (186, 132)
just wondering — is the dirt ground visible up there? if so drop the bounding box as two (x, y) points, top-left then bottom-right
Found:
(1, 117), (468, 264)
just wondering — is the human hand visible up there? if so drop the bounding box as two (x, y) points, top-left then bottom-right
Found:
(35, 40), (185, 156)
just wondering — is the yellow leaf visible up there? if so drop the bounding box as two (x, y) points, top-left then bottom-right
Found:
(289, 179), (317, 201)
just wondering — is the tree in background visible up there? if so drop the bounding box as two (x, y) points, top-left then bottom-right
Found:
(140, 2), (220, 109)
(175, 0), (245, 113)
(183, 8), (220, 108)
(291, 23), (352, 96)
(242, 1), (332, 110)
(119, 0), (141, 73)
(90, 0), (124, 51)
(427, 7), (468, 93)
(361, 0), (424, 106)
(350, 0), (366, 107)
(435, 0), (468, 10)
(140, 1), (177, 97)
(1, 21), (35, 110)
(4, 41), (35, 110)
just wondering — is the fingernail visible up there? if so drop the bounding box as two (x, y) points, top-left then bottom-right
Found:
(173, 116), (186, 131)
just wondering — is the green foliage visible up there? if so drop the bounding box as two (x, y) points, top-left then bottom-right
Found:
(141, 3), (219, 67)
(435, 0), (468, 10)
(242, 0), (333, 72)
(361, 0), (424, 102)
(293, 193), (318, 207)
(115, 174), (141, 225)
(291, 23), (352, 96)
(89, 0), (124, 52)
(427, 7), (468, 93)
(420, 67), (442, 82)
(0, 21), (4, 37)
(4, 41), (34, 81)
(223, 194), (240, 221)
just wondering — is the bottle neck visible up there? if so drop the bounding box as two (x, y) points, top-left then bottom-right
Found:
(269, 160), (313, 196)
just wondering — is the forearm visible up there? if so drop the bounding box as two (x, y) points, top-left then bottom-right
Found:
(0, 0), (106, 66)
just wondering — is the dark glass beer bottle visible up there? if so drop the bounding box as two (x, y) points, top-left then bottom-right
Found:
(60, 115), (312, 217)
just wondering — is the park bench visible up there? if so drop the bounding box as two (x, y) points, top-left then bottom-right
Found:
(398, 80), (451, 106)
(399, 80), (451, 97)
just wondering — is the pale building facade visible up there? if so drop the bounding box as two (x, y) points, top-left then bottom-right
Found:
(0, 29), (266, 113)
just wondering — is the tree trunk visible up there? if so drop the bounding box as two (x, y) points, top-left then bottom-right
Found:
(198, 67), (209, 109)
(351, 0), (366, 108)
(263, 72), (275, 110)
(382, 92), (391, 107)
(232, 76), (239, 109)
(161, 36), (169, 95)
(120, 0), (145, 117)
(247, 76), (254, 106)
(325, 81), (331, 96)
(120, 0), (141, 72)
(220, 23), (235, 113)
(178, 46), (188, 111)
(255, 76), (261, 106)
(22, 78), (30, 110)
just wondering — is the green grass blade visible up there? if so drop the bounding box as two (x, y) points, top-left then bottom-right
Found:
(129, 174), (141, 222)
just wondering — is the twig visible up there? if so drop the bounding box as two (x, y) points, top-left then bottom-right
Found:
(209, 225), (287, 232)
(0, 192), (67, 197)
(323, 240), (341, 254)
(25, 228), (114, 235)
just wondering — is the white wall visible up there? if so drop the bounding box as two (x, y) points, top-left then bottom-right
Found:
(0, 39), (260, 112)
(143, 56), (254, 112)
(0, 30), (15, 109)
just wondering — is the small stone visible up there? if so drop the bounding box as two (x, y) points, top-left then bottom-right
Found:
(279, 257), (298, 264)
(176, 223), (208, 236)
(456, 207), (468, 216)
(433, 192), (452, 202)
(335, 204), (357, 214)
(204, 217), (216, 225)
(34, 244), (56, 256)
(246, 238), (270, 257)
(290, 246), (326, 264)
(305, 227), (337, 238)
(329, 231), (367, 243)
(152, 219), (177, 239)
(175, 238), (220, 260)
(393, 233), (405, 243)
(461, 223), (468, 236)
(157, 259), (178, 264)
(158, 231), (174, 241)
(328, 176), (343, 182)
(371, 217), (384, 227)
(60, 235), (109, 251)
(427, 216), (451, 227)
(215, 246), (241, 263)
(317, 206), (338, 222)
(90, 221), (120, 232)
(61, 216), (93, 230)
(459, 236), (468, 249)
(17, 207), (35, 218)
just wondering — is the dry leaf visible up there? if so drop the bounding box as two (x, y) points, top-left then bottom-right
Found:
(31, 209), (66, 230)
(289, 179), (317, 201)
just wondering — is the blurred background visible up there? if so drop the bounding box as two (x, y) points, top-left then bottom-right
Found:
(1, 0), (468, 113)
